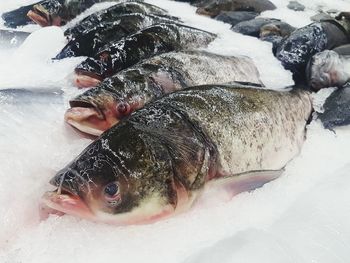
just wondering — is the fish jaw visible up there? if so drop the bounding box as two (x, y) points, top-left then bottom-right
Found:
(27, 1), (64, 27)
(65, 107), (119, 136)
(74, 58), (108, 87)
(39, 191), (94, 221)
(74, 74), (102, 88)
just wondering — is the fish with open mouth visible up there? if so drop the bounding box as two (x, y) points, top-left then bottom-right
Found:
(56, 13), (180, 59)
(1, 3), (35, 28)
(66, 50), (263, 136)
(41, 83), (312, 224)
(74, 23), (216, 88)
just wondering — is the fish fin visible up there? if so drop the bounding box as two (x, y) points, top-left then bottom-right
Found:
(200, 168), (284, 204)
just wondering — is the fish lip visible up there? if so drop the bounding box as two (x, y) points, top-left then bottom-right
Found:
(68, 99), (106, 120)
(27, 5), (51, 27)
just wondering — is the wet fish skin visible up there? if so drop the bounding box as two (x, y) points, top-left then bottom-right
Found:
(56, 13), (179, 59)
(67, 50), (262, 135)
(1, 2), (37, 28)
(196, 0), (276, 18)
(64, 1), (177, 38)
(318, 86), (350, 129)
(44, 84), (312, 224)
(27, 0), (119, 27)
(74, 23), (216, 85)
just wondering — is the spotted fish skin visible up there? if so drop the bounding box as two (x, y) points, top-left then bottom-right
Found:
(46, 84), (312, 224)
(74, 23), (216, 80)
(57, 13), (179, 59)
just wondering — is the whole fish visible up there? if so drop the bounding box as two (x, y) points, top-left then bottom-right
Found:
(64, 1), (177, 38)
(196, 0), (276, 18)
(66, 50), (262, 135)
(41, 84), (312, 224)
(26, 0), (121, 27)
(56, 13), (179, 59)
(74, 23), (216, 88)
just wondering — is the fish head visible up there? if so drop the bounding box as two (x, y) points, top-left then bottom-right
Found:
(306, 50), (348, 90)
(41, 123), (180, 224)
(196, 2), (222, 17)
(27, 0), (66, 27)
(65, 78), (145, 136)
(74, 57), (111, 88)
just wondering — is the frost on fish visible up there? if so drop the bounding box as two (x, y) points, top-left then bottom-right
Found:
(43, 84), (312, 225)
(74, 23), (216, 86)
(276, 23), (327, 80)
(66, 50), (262, 135)
(57, 13), (179, 59)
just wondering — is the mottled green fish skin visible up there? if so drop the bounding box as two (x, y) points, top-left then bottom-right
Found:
(54, 84), (312, 219)
(73, 50), (262, 113)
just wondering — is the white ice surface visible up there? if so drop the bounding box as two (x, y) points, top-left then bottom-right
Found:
(1, 0), (350, 262)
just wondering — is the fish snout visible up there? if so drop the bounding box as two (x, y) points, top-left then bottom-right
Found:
(74, 58), (107, 87)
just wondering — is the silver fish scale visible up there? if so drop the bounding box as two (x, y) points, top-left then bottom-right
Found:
(163, 86), (312, 175)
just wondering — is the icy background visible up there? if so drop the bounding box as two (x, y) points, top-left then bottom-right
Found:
(1, 0), (350, 262)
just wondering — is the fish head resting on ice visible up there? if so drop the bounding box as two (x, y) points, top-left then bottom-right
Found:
(41, 110), (207, 224)
(306, 50), (349, 90)
(27, 0), (66, 27)
(65, 72), (152, 136)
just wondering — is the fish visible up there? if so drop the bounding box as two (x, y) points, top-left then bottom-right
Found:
(196, 0), (276, 18)
(0, 29), (30, 48)
(26, 0), (118, 27)
(56, 13), (180, 59)
(40, 83), (312, 224)
(64, 1), (177, 38)
(306, 50), (350, 90)
(74, 23), (216, 88)
(66, 50), (263, 136)
(215, 11), (259, 27)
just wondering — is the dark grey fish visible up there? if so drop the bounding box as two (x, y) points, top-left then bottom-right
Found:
(40, 84), (312, 224)
(74, 23), (216, 88)
(1, 2), (37, 28)
(56, 13), (179, 59)
(26, 0), (121, 27)
(215, 11), (259, 27)
(196, 0), (276, 18)
(65, 50), (262, 135)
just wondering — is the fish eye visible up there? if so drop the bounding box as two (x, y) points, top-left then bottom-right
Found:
(104, 182), (120, 200)
(116, 102), (131, 118)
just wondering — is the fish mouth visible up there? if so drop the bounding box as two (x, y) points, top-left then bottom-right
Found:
(65, 100), (107, 136)
(74, 58), (107, 88)
(27, 4), (62, 27)
(39, 187), (93, 220)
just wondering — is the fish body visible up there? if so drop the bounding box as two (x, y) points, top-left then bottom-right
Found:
(196, 0), (276, 17)
(67, 50), (262, 136)
(42, 84), (312, 224)
(64, 1), (176, 38)
(74, 23), (216, 87)
(57, 13), (179, 59)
